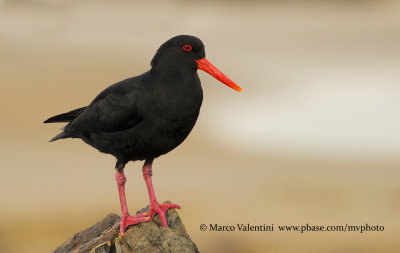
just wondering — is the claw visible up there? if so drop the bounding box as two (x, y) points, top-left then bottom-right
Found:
(160, 203), (181, 213)
(136, 212), (148, 217)
(120, 214), (151, 235)
(149, 202), (180, 227)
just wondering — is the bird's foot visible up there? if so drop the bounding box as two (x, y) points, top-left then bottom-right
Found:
(119, 202), (181, 235)
(148, 201), (181, 227)
(120, 212), (149, 235)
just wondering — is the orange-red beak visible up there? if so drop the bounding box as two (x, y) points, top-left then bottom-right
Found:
(196, 58), (242, 92)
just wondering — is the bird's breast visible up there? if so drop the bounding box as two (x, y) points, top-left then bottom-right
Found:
(144, 76), (202, 145)
(149, 74), (203, 122)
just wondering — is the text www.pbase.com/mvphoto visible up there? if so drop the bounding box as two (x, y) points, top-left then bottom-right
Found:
(200, 223), (384, 233)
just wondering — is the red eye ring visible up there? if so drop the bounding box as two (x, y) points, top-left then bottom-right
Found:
(182, 44), (192, 52)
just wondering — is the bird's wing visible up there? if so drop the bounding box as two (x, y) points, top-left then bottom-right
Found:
(68, 78), (144, 133)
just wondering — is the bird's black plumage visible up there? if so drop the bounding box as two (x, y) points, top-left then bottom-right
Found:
(44, 106), (87, 123)
(44, 35), (242, 233)
(45, 35), (205, 169)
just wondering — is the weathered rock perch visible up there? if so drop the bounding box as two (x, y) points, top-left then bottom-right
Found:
(53, 202), (199, 253)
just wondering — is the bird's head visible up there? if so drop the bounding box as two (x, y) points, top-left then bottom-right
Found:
(151, 35), (242, 92)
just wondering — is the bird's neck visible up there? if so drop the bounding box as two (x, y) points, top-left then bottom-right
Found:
(149, 66), (198, 85)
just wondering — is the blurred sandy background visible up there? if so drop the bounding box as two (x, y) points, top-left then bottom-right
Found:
(1, 0), (399, 252)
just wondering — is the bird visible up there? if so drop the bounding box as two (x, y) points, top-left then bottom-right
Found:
(44, 35), (242, 235)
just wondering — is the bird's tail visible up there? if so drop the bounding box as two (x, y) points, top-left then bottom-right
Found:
(49, 132), (69, 142)
(44, 106), (87, 123)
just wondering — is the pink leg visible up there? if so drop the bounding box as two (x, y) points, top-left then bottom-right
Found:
(142, 159), (181, 227)
(116, 169), (149, 235)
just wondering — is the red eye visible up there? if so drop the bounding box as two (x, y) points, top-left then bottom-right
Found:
(182, 44), (192, 52)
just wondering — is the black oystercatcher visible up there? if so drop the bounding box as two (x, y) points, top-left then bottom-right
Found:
(44, 35), (242, 234)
